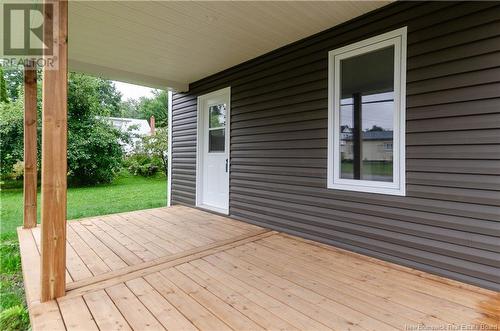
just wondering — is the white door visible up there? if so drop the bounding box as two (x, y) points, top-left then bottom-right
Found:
(196, 87), (230, 214)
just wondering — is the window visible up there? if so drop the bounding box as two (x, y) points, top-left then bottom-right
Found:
(328, 27), (406, 195)
(208, 104), (226, 152)
(383, 142), (393, 151)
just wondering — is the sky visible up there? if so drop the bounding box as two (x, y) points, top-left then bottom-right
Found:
(340, 92), (394, 131)
(113, 81), (155, 101)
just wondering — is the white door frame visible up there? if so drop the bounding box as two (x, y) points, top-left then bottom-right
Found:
(196, 87), (231, 214)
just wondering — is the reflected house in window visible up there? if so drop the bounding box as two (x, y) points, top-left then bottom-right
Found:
(340, 130), (393, 182)
(338, 90), (396, 184)
(341, 130), (393, 161)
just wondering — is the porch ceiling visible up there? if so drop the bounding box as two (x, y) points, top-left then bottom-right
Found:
(69, 1), (390, 91)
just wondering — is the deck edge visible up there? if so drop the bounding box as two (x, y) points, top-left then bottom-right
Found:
(17, 226), (66, 331)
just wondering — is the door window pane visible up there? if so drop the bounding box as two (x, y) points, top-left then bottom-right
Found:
(209, 128), (225, 152)
(209, 104), (226, 128)
(339, 46), (394, 183)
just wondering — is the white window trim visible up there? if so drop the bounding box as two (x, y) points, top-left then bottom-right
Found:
(327, 27), (407, 196)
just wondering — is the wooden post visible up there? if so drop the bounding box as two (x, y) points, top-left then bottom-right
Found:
(23, 61), (37, 229)
(40, 0), (68, 301)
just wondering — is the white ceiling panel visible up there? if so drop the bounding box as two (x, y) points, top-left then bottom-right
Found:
(69, 1), (390, 91)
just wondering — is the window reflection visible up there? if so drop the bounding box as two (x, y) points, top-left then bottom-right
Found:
(208, 104), (226, 152)
(209, 129), (225, 152)
(339, 46), (394, 182)
(209, 104), (226, 128)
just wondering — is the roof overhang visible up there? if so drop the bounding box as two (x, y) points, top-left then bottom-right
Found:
(69, 1), (391, 91)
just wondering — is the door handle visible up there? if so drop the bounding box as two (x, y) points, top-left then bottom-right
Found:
(225, 159), (228, 173)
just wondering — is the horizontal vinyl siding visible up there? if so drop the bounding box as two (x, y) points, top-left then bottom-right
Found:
(171, 94), (197, 205)
(171, 1), (500, 291)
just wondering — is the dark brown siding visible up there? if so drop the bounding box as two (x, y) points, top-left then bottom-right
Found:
(171, 1), (500, 291)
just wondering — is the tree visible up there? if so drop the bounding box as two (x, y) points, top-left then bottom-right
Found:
(0, 70), (127, 184)
(97, 79), (122, 116)
(2, 66), (24, 101)
(118, 98), (141, 118)
(136, 90), (168, 127)
(118, 90), (168, 127)
(0, 67), (9, 103)
(113, 90), (168, 127)
(366, 125), (384, 132)
(66, 73), (127, 185)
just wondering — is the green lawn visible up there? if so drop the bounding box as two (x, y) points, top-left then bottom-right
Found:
(341, 160), (393, 181)
(0, 172), (167, 330)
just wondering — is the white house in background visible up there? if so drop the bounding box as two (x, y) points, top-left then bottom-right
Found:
(102, 117), (152, 153)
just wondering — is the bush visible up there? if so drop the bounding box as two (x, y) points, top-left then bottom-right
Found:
(125, 127), (168, 178)
(67, 120), (125, 185)
(132, 127), (168, 176)
(0, 100), (24, 178)
(10, 161), (24, 180)
(123, 153), (163, 177)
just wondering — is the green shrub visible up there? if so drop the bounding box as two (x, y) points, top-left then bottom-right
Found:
(139, 128), (168, 177)
(10, 161), (24, 180)
(124, 153), (163, 177)
(0, 305), (29, 331)
(67, 120), (124, 185)
(0, 100), (24, 178)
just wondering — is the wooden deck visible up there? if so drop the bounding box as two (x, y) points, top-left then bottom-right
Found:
(19, 206), (499, 331)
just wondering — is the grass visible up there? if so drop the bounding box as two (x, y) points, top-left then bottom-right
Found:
(0, 237), (27, 331)
(0, 172), (167, 330)
(341, 160), (393, 180)
(1, 172), (168, 234)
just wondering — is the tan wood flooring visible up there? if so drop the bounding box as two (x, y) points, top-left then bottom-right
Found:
(18, 206), (499, 331)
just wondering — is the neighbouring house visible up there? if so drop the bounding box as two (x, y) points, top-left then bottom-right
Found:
(340, 130), (393, 162)
(102, 117), (152, 153)
(15, 1), (500, 329)
(340, 130), (394, 182)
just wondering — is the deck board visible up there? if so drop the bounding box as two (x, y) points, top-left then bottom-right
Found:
(83, 289), (132, 331)
(176, 262), (301, 331)
(125, 277), (199, 331)
(57, 296), (99, 331)
(18, 206), (500, 331)
(160, 267), (266, 331)
(239, 240), (472, 324)
(66, 226), (111, 276)
(261, 235), (489, 308)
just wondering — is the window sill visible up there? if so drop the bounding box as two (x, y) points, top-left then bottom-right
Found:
(327, 181), (406, 196)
